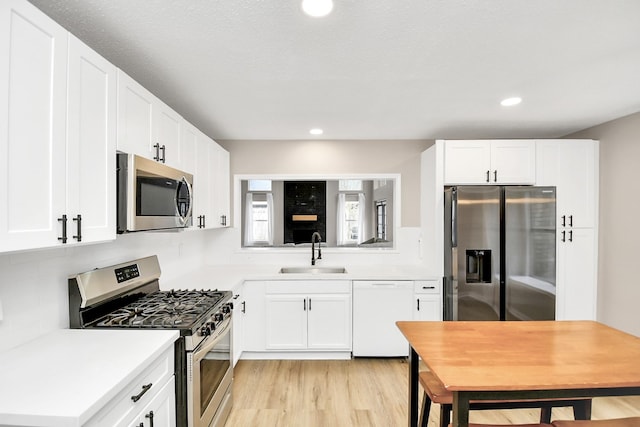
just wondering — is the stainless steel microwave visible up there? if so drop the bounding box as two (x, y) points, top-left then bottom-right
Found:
(117, 153), (193, 233)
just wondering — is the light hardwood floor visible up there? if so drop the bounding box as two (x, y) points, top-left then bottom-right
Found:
(225, 359), (640, 427)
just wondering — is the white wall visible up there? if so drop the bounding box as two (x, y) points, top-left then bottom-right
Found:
(0, 230), (221, 352)
(214, 139), (432, 268)
(567, 112), (640, 337)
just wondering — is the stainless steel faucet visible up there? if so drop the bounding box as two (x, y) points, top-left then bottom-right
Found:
(311, 232), (322, 265)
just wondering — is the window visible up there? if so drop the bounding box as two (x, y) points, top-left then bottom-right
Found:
(337, 192), (365, 246)
(376, 200), (387, 240)
(244, 182), (274, 246)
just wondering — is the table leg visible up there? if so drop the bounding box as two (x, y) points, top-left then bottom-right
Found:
(452, 391), (470, 427)
(409, 346), (419, 427)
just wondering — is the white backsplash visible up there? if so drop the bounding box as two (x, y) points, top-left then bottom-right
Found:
(0, 226), (423, 352)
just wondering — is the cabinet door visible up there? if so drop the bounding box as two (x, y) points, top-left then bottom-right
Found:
(557, 228), (597, 320)
(0, 0), (68, 252)
(194, 132), (214, 228)
(232, 287), (243, 366)
(307, 294), (351, 350)
(152, 98), (182, 168)
(66, 35), (117, 244)
(211, 143), (230, 228)
(117, 70), (153, 158)
(536, 139), (597, 229)
(490, 140), (536, 184)
(265, 294), (307, 350)
(558, 140), (597, 229)
(443, 140), (491, 184)
(180, 121), (197, 176)
(242, 281), (266, 351)
(128, 376), (176, 427)
(414, 295), (441, 321)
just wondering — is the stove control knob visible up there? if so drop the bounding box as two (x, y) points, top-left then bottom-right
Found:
(222, 304), (231, 314)
(208, 321), (216, 332)
(199, 325), (211, 336)
(214, 313), (224, 322)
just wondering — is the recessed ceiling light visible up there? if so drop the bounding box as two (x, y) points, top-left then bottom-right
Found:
(302, 0), (334, 17)
(309, 128), (324, 135)
(500, 97), (522, 107)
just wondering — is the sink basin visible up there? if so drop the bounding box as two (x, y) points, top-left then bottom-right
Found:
(279, 266), (347, 274)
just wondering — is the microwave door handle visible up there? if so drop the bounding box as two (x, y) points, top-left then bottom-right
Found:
(176, 177), (194, 222)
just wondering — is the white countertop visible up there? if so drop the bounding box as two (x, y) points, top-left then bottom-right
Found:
(0, 329), (178, 427)
(162, 264), (438, 292)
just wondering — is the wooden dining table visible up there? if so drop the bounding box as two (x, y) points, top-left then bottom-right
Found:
(396, 320), (640, 427)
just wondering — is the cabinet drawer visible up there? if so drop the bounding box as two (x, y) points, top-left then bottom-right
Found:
(85, 346), (174, 427)
(414, 280), (440, 294)
(266, 280), (350, 294)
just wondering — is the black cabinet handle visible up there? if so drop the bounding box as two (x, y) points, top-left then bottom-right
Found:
(303, 299), (306, 311)
(561, 215), (566, 227)
(145, 410), (154, 427)
(153, 143), (161, 161)
(417, 299), (420, 311)
(493, 170), (497, 182)
(561, 230), (566, 242)
(308, 298), (312, 311)
(486, 170), (490, 183)
(422, 286), (435, 290)
(569, 215), (573, 227)
(131, 383), (152, 402)
(568, 230), (573, 242)
(241, 301), (246, 313)
(58, 214), (68, 244)
(160, 145), (166, 163)
(73, 214), (82, 242)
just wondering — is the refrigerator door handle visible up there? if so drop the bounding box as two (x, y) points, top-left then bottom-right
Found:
(451, 188), (458, 247)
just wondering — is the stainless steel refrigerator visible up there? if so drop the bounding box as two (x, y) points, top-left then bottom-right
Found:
(444, 186), (556, 321)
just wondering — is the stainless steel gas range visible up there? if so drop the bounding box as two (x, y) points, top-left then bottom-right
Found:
(68, 256), (233, 427)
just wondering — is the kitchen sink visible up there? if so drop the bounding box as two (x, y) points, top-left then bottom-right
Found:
(279, 266), (348, 274)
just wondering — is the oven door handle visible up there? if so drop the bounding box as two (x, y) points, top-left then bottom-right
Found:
(193, 316), (231, 363)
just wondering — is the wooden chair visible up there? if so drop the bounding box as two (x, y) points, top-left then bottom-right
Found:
(552, 418), (640, 427)
(419, 370), (593, 427)
(449, 425), (553, 427)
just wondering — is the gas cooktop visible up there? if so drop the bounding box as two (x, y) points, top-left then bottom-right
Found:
(94, 289), (229, 329)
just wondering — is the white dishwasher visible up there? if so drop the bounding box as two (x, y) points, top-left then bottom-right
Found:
(353, 280), (414, 357)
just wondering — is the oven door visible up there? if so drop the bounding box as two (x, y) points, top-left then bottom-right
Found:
(188, 315), (233, 427)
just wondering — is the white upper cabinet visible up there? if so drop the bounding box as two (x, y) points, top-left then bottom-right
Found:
(444, 140), (536, 185)
(66, 35), (117, 245)
(211, 143), (230, 228)
(0, 0), (68, 251)
(536, 139), (598, 229)
(116, 69), (153, 158)
(194, 130), (214, 229)
(116, 69), (183, 168)
(153, 98), (182, 169)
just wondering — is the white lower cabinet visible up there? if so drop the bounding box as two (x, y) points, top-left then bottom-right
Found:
(85, 346), (175, 427)
(242, 281), (267, 352)
(265, 281), (351, 351)
(241, 280), (351, 354)
(127, 377), (176, 427)
(414, 280), (442, 321)
(232, 285), (244, 366)
(557, 228), (597, 320)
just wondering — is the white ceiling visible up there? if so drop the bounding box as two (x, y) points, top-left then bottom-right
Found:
(28, 0), (640, 141)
